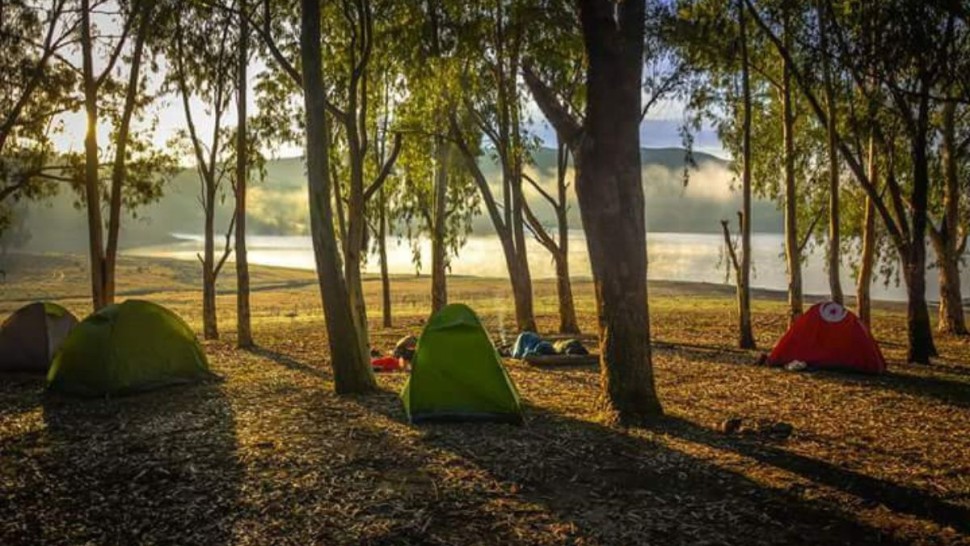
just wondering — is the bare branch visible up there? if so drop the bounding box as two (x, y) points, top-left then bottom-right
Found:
(522, 195), (558, 255)
(522, 61), (583, 148)
(94, 2), (136, 90)
(449, 113), (509, 239)
(720, 218), (741, 272)
(641, 65), (686, 121)
(214, 208), (237, 277)
(798, 207), (825, 253)
(522, 172), (558, 210)
(363, 132), (402, 201)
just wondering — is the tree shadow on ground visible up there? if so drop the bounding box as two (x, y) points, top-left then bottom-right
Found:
(655, 338), (970, 409)
(807, 369), (970, 410)
(248, 345), (332, 380)
(775, 361), (970, 411)
(249, 344), (964, 544)
(347, 389), (904, 545)
(648, 416), (970, 535)
(0, 382), (241, 545)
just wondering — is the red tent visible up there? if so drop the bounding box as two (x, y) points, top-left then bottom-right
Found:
(768, 302), (887, 374)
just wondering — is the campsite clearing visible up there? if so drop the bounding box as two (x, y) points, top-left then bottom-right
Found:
(0, 254), (968, 545)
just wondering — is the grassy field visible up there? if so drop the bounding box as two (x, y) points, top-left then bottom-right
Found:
(1, 253), (968, 545)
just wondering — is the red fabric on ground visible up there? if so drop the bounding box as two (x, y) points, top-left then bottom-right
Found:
(371, 356), (402, 373)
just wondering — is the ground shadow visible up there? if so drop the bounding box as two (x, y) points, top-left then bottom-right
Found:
(0, 382), (242, 545)
(811, 369), (970, 410)
(656, 338), (970, 409)
(647, 415), (970, 535)
(253, 348), (904, 543)
(243, 346), (964, 544)
(248, 345), (332, 380)
(653, 339), (760, 364)
(352, 398), (905, 545)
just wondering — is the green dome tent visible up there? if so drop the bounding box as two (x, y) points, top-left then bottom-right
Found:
(401, 303), (523, 424)
(47, 300), (214, 397)
(0, 302), (78, 374)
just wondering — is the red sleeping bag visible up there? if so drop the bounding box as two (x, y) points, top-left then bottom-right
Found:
(768, 301), (887, 374)
(371, 356), (403, 373)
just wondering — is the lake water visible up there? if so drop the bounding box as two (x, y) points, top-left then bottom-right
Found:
(126, 231), (969, 303)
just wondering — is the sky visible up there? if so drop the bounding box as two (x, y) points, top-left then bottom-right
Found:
(49, 19), (726, 162)
(53, 75), (724, 158)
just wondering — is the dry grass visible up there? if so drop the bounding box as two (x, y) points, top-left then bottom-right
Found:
(0, 253), (968, 545)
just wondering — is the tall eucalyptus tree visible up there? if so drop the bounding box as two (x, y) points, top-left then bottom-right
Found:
(169, 2), (238, 340)
(526, 0), (667, 422)
(77, 0), (174, 310)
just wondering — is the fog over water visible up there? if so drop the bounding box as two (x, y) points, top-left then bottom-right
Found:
(11, 147), (967, 304)
(125, 231), (968, 303)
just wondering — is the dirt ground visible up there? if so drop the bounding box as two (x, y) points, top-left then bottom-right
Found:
(0, 253), (968, 545)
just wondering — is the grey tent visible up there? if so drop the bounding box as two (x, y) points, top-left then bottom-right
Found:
(0, 302), (79, 374)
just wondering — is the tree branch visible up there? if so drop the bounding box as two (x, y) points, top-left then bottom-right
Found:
(720, 218), (741, 273)
(94, 3), (136, 90)
(522, 195), (558, 255)
(641, 65), (686, 121)
(363, 132), (402, 202)
(449, 113), (508, 239)
(214, 208), (237, 277)
(744, 0), (907, 253)
(798, 207), (825, 253)
(522, 61), (583, 148)
(522, 172), (558, 210)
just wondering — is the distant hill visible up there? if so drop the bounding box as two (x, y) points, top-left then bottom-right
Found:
(16, 147), (781, 253)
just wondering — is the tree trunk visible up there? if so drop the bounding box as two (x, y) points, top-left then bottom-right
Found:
(933, 101), (968, 336)
(343, 162), (371, 361)
(430, 136), (448, 313)
(509, 257), (536, 332)
(492, 225), (537, 332)
(79, 0), (106, 311)
(818, 1), (843, 305)
(378, 188), (392, 328)
(104, 6), (148, 306)
(450, 121), (536, 333)
(509, 99), (537, 333)
(300, 0), (375, 393)
(555, 141), (579, 334)
(903, 95), (938, 363)
(825, 124), (843, 305)
(933, 234), (967, 336)
(737, 0), (756, 350)
(902, 247), (937, 363)
(202, 186), (219, 340)
(576, 0), (661, 423)
(857, 137), (877, 327)
(235, 0), (253, 348)
(781, 24), (801, 326)
(554, 250), (579, 334)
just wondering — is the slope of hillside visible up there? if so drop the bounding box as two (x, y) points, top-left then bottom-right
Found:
(15, 148), (780, 253)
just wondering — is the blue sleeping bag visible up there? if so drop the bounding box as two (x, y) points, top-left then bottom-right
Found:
(512, 332), (556, 358)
